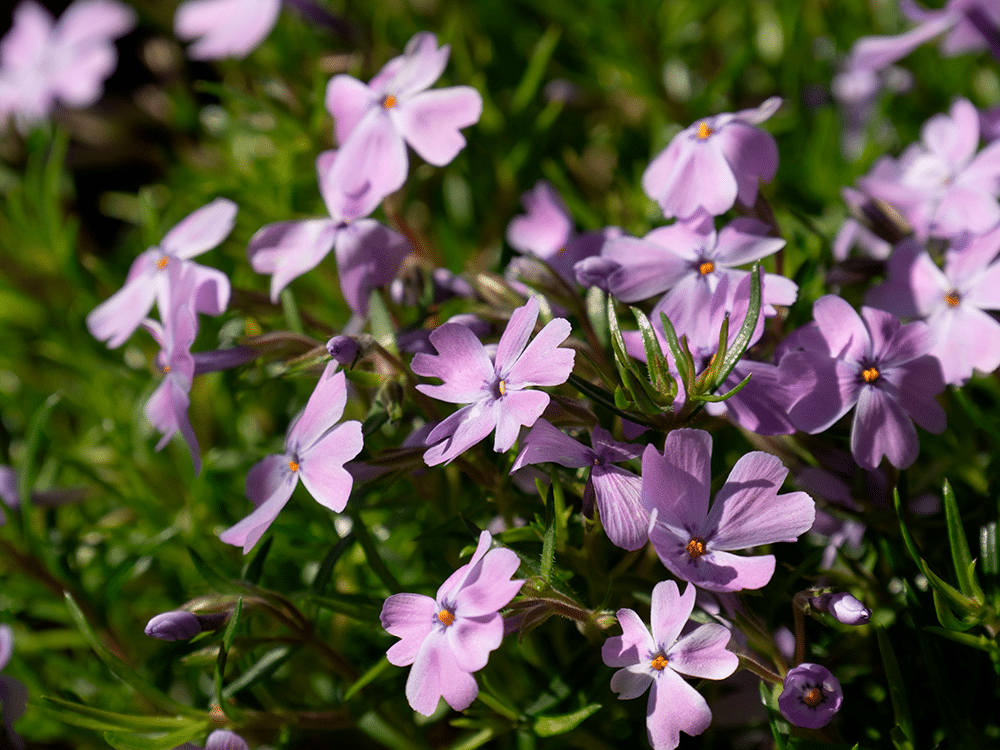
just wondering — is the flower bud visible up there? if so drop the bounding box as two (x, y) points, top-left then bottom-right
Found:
(144, 610), (228, 641)
(811, 591), (871, 625)
(326, 335), (359, 365)
(573, 256), (620, 291)
(205, 730), (249, 750)
(778, 663), (843, 728)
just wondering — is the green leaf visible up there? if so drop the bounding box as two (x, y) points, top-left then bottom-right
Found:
(310, 533), (356, 595)
(242, 536), (273, 585)
(63, 593), (201, 717)
(344, 656), (393, 702)
(981, 521), (999, 577)
(716, 263), (763, 386)
(942, 479), (984, 601)
(932, 589), (976, 632)
(510, 25), (561, 113)
(104, 725), (210, 750)
(759, 680), (788, 750)
(693, 370), (752, 402)
(367, 288), (398, 355)
(215, 597), (243, 720)
(186, 547), (244, 595)
(222, 645), (293, 699)
(921, 559), (982, 621)
(15, 392), (61, 549)
(658, 311), (694, 394)
(38, 698), (200, 733)
(533, 703), (601, 737)
(926, 626), (1000, 656)
(876, 626), (914, 747)
(892, 488), (923, 568)
(540, 481), (556, 582)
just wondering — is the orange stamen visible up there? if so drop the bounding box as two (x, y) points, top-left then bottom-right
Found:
(383, 94), (397, 109)
(437, 609), (455, 626)
(945, 291), (960, 307)
(696, 121), (713, 139)
(289, 460), (299, 472)
(803, 687), (823, 708)
(650, 654), (668, 670)
(699, 261), (715, 275)
(861, 366), (880, 384)
(157, 256), (169, 270)
(686, 538), (707, 559)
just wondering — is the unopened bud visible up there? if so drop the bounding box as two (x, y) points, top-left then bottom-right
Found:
(326, 335), (359, 365)
(205, 730), (249, 750)
(144, 610), (229, 641)
(811, 592), (871, 626)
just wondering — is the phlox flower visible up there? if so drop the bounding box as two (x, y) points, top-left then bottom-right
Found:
(779, 295), (946, 470)
(141, 265), (202, 475)
(0, 0), (135, 131)
(87, 198), (235, 348)
(511, 419), (648, 550)
(174, 0), (281, 60)
(857, 98), (1000, 239)
(0, 624), (27, 749)
(601, 580), (738, 750)
(866, 232), (1000, 385)
(412, 296), (575, 466)
(901, 0), (1000, 60)
(505, 180), (619, 285)
(642, 429), (815, 592)
(604, 213), (795, 334)
(777, 663), (843, 729)
(247, 149), (410, 315)
(641, 97), (781, 221)
(174, 730), (249, 750)
(220, 363), (363, 553)
(325, 32), (482, 205)
(380, 530), (523, 716)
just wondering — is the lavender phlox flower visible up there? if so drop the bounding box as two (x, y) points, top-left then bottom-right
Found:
(0, 0), (135, 131)
(777, 663), (843, 729)
(174, 0), (281, 60)
(0, 624), (27, 750)
(641, 97), (781, 221)
(779, 295), (947, 469)
(412, 296), (575, 466)
(380, 530), (523, 716)
(857, 98), (1000, 239)
(832, 61), (915, 160)
(981, 103), (1000, 142)
(247, 149), (410, 315)
(141, 265), (202, 475)
(145, 609), (228, 641)
(173, 730), (249, 750)
(220, 363), (363, 553)
(812, 592), (871, 625)
(506, 180), (619, 285)
(87, 198), (235, 349)
(511, 419), (647, 550)
(398, 314), (490, 356)
(573, 255), (621, 291)
(866, 232), (1000, 385)
(325, 32), (483, 204)
(832, 189), (893, 261)
(901, 0), (1000, 60)
(601, 580), (738, 750)
(642, 429), (815, 592)
(605, 212), (795, 335)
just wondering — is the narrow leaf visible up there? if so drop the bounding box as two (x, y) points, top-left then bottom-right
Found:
(38, 698), (198, 733)
(942, 479), (984, 601)
(242, 536), (273, 585)
(104, 725), (209, 750)
(344, 656), (392, 702)
(222, 645), (293, 699)
(876, 626), (914, 745)
(693, 371), (752, 402)
(534, 703), (601, 737)
(540, 483), (555, 582)
(717, 263), (762, 384)
(892, 488), (923, 568)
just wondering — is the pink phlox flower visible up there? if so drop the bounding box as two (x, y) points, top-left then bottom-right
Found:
(141, 264), (202, 475)
(505, 180), (620, 285)
(901, 0), (1000, 59)
(247, 149), (410, 314)
(777, 663), (843, 729)
(857, 98), (1000, 239)
(173, 729), (250, 750)
(604, 212), (795, 333)
(866, 231), (1000, 385)
(511, 419), (648, 550)
(641, 97), (781, 221)
(324, 32), (483, 205)
(412, 296), (575, 466)
(0, 624), (27, 750)
(87, 198), (235, 349)
(174, 0), (282, 60)
(601, 580), (738, 750)
(778, 295), (946, 470)
(642, 429), (815, 592)
(219, 363), (364, 553)
(832, 188), (894, 261)
(380, 530), (523, 716)
(0, 0), (135, 131)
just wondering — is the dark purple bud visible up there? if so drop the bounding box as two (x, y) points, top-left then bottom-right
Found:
(777, 663), (842, 728)
(573, 256), (620, 291)
(327, 335), (360, 365)
(144, 610), (228, 641)
(827, 592), (871, 625)
(204, 730), (249, 750)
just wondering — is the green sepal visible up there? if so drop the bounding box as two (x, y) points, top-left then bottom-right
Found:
(692, 370), (753, 403)
(921, 559), (983, 622)
(658, 311), (694, 394)
(714, 263), (763, 388)
(925, 626), (1000, 657)
(630, 305), (675, 399)
(932, 589), (976, 632)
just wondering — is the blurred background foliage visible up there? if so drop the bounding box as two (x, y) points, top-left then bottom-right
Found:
(2, 0), (1000, 748)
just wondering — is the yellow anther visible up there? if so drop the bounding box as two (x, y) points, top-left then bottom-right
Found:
(945, 291), (960, 307)
(437, 609), (455, 626)
(498, 379), (506, 396)
(650, 654), (668, 671)
(699, 261), (715, 275)
(686, 538), (707, 559)
(696, 121), (713, 139)
(289, 460), (299, 472)
(157, 256), (169, 270)
(803, 687), (823, 708)
(383, 94), (397, 109)
(163, 365), (171, 373)
(593, 457), (601, 466)
(861, 366), (880, 384)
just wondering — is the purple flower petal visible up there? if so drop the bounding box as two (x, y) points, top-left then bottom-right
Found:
(494, 296), (539, 373)
(446, 613), (503, 672)
(406, 627), (478, 716)
(602, 608), (656, 668)
(423, 401), (498, 466)
(86, 256), (159, 348)
(298, 423), (363, 513)
(396, 86), (483, 166)
(388, 32), (451, 99)
(510, 419), (593, 471)
(381, 592), (436, 666)
(326, 75), (375, 146)
(334, 219), (410, 316)
(650, 580), (695, 653)
(204, 730), (249, 750)
(333, 110), (409, 203)
(219, 455), (297, 553)
(605, 231), (695, 302)
(492, 389), (549, 453)
(608, 667), (654, 701)
(851, 385), (919, 470)
(247, 219), (340, 303)
(0, 625), (12, 669)
(592, 465), (648, 550)
(452, 547), (523, 618)
(288, 364), (349, 453)
(160, 198), (238, 259)
(813, 294), (871, 360)
(778, 663), (843, 729)
(504, 318), (574, 388)
(145, 378), (201, 475)
(714, 122), (778, 206)
(506, 180), (573, 257)
(645, 668), (713, 750)
(668, 623), (738, 680)
(413, 323), (495, 404)
(174, 0), (281, 60)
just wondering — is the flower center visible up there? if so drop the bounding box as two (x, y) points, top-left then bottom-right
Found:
(383, 94), (397, 109)
(650, 653), (668, 670)
(437, 609), (455, 626)
(289, 460), (299, 472)
(157, 256), (169, 270)
(498, 379), (506, 396)
(685, 537), (707, 559)
(803, 686), (824, 708)
(944, 290), (960, 307)
(696, 121), (713, 139)
(699, 261), (714, 275)
(861, 366), (880, 384)
(163, 365), (171, 373)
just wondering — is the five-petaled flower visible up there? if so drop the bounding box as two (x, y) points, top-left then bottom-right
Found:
(413, 296), (575, 466)
(601, 580), (739, 750)
(777, 663), (843, 729)
(380, 530), (523, 716)
(220, 363), (363, 553)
